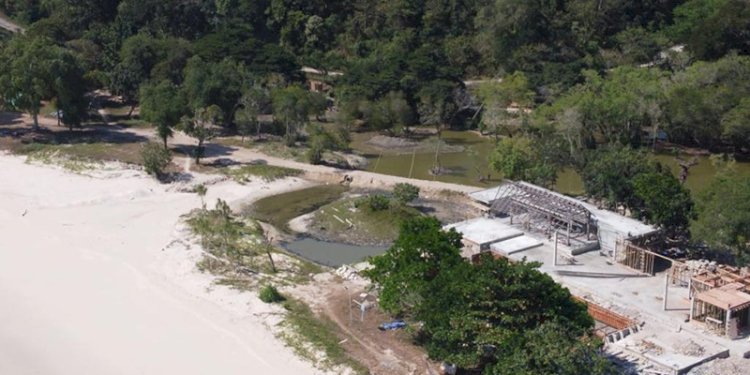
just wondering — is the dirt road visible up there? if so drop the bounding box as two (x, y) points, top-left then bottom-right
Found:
(0, 13), (22, 33)
(126, 126), (481, 196)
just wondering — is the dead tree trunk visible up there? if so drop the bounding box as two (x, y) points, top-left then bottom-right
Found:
(265, 236), (277, 273)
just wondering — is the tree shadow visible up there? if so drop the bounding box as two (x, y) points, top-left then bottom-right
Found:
(412, 205), (437, 215)
(0, 124), (149, 146)
(175, 142), (238, 160)
(0, 112), (24, 126)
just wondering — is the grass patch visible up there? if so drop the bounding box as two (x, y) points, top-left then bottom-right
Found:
(215, 137), (254, 149)
(186, 202), (267, 270)
(214, 276), (257, 292)
(224, 163), (302, 183)
(246, 185), (348, 232)
(259, 284), (285, 303)
(14, 141), (146, 166)
(23, 147), (103, 172)
(214, 137), (309, 162)
(280, 298), (368, 374)
(310, 196), (421, 245)
(188, 204), (325, 284)
(254, 141), (309, 162)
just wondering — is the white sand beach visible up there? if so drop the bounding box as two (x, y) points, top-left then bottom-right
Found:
(0, 154), (322, 375)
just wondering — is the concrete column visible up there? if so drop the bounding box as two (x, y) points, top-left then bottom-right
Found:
(725, 307), (732, 337)
(553, 231), (558, 267)
(613, 239), (619, 261)
(689, 297), (696, 321)
(663, 273), (669, 311)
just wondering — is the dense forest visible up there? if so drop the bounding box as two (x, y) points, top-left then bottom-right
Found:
(0, 2), (748, 262)
(0, 0), (748, 260)
(1, 1), (748, 140)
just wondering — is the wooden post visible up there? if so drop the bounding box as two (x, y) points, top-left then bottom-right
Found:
(265, 236), (277, 274)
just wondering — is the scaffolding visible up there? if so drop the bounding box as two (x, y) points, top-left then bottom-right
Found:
(489, 181), (593, 245)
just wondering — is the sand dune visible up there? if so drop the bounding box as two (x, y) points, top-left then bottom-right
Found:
(0, 155), (322, 375)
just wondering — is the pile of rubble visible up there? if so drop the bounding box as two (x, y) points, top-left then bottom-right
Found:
(688, 357), (748, 375)
(682, 259), (719, 273)
(335, 265), (363, 281)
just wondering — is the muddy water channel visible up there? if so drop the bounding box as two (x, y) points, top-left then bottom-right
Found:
(351, 130), (750, 195)
(246, 185), (387, 266)
(283, 238), (386, 267)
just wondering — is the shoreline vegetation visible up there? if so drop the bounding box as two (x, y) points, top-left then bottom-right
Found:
(182, 198), (367, 373)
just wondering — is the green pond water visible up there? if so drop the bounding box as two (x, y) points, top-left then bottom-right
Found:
(353, 130), (750, 195)
(247, 185), (387, 266)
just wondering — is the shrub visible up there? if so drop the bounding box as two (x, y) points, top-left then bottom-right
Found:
(393, 183), (420, 204)
(259, 284), (285, 303)
(307, 144), (323, 164)
(355, 194), (391, 212)
(141, 142), (172, 179)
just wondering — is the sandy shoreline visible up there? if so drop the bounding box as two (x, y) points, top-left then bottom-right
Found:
(0, 154), (326, 375)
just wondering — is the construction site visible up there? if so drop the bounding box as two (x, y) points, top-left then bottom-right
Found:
(442, 181), (750, 375)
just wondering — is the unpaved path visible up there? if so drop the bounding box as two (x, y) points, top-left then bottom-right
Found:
(126, 126), (481, 196)
(0, 12), (22, 33)
(3, 109), (481, 196)
(292, 275), (438, 375)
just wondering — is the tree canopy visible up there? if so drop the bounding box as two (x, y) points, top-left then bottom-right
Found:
(693, 160), (750, 265)
(363, 216), (607, 374)
(0, 35), (88, 129)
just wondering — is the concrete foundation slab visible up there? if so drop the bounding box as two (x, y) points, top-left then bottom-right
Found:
(490, 235), (543, 255)
(444, 218), (523, 247)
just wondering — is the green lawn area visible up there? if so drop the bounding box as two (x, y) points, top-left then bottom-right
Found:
(15, 141), (146, 167)
(223, 163), (303, 183)
(310, 196), (421, 245)
(214, 137), (309, 163)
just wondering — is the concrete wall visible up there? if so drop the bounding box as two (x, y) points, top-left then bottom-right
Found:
(460, 240), (481, 258)
(597, 223), (620, 254)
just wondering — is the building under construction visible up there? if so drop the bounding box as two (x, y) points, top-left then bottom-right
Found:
(446, 181), (750, 373)
(469, 181), (658, 257)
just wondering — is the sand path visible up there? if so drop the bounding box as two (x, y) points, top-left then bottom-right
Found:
(0, 155), (324, 375)
(127, 126), (480, 196)
(3, 110), (480, 196)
